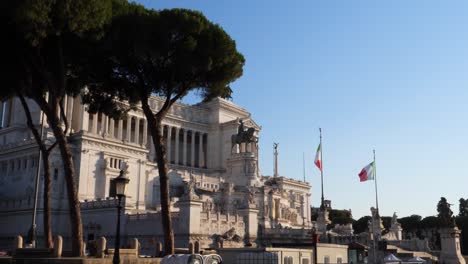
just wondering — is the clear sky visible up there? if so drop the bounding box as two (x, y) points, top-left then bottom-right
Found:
(135, 0), (468, 219)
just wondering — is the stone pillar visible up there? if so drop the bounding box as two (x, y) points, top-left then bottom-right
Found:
(92, 113), (98, 134)
(188, 242), (194, 254)
(80, 106), (89, 132)
(135, 118), (140, 145)
(142, 120), (148, 146)
(126, 116), (132, 142)
(177, 199), (203, 236)
(166, 126), (172, 163)
(0, 101), (4, 128)
(131, 238), (139, 257)
(14, 235), (23, 249)
(67, 96), (74, 130)
(440, 227), (466, 264)
(191, 131), (195, 167)
(109, 118), (115, 138)
(102, 113), (108, 136)
(183, 130), (187, 166)
(155, 242), (162, 257)
(117, 119), (123, 140)
(53, 235), (63, 257)
(96, 236), (107, 258)
(194, 241), (200, 253)
(198, 132), (203, 168)
(175, 128), (180, 165)
(238, 207), (259, 246)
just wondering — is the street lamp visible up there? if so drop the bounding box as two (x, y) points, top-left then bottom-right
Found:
(312, 227), (319, 264)
(113, 163), (130, 264)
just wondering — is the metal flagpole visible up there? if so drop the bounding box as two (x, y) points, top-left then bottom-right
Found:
(374, 149), (379, 211)
(302, 152), (306, 182)
(373, 149), (379, 264)
(319, 128), (324, 208)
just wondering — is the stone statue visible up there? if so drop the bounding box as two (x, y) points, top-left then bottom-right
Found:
(182, 180), (198, 200)
(437, 197), (455, 227)
(264, 205), (270, 218)
(231, 119), (257, 150)
(248, 188), (255, 204)
(391, 212), (398, 226)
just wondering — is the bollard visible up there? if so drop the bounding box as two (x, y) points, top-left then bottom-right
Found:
(14, 235), (23, 249)
(194, 241), (200, 253)
(188, 242), (194, 254)
(131, 238), (139, 257)
(53, 235), (63, 257)
(155, 242), (162, 257)
(96, 237), (107, 258)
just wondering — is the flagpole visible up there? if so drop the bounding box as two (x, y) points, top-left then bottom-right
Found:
(319, 128), (324, 208)
(302, 152), (306, 182)
(374, 149), (379, 211)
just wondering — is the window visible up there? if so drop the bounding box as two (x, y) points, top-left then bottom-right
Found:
(337, 257), (342, 264)
(302, 259), (309, 264)
(23, 159), (27, 169)
(54, 169), (58, 181)
(324, 256), (330, 264)
(108, 157), (123, 169)
(284, 256), (293, 264)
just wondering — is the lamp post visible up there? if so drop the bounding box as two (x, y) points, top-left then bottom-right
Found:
(113, 163), (130, 264)
(312, 227), (319, 264)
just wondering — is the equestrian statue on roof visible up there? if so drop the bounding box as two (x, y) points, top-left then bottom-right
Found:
(231, 119), (257, 151)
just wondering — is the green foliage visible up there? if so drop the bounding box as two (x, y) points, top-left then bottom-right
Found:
(84, 6), (245, 114)
(12, 0), (112, 46)
(459, 198), (468, 217)
(381, 216), (392, 230)
(398, 214), (422, 231)
(329, 209), (353, 225)
(353, 216), (372, 234)
(420, 216), (440, 229)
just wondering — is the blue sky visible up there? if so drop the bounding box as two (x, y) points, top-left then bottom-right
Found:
(136, 0), (468, 219)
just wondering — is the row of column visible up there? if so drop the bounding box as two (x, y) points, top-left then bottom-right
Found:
(85, 113), (148, 146)
(82, 111), (208, 169)
(163, 126), (208, 168)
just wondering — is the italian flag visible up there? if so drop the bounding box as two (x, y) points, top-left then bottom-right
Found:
(314, 143), (322, 171)
(358, 161), (375, 182)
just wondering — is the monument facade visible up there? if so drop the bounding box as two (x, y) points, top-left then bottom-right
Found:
(0, 96), (312, 252)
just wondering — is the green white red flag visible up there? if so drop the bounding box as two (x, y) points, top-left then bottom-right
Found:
(358, 161), (375, 182)
(314, 143), (322, 171)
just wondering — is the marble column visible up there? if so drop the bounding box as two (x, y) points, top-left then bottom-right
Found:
(175, 128), (180, 165)
(102, 114), (108, 136)
(191, 131), (195, 167)
(66, 96), (74, 130)
(4, 100), (12, 127)
(142, 120), (148, 146)
(0, 101), (4, 128)
(183, 130), (187, 166)
(109, 119), (115, 138)
(126, 116), (132, 142)
(198, 132), (203, 168)
(117, 119), (123, 140)
(135, 118), (140, 145)
(79, 105), (89, 132)
(92, 113), (98, 134)
(166, 126), (172, 163)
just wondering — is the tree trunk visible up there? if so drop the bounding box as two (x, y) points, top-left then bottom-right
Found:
(35, 98), (84, 256)
(42, 151), (53, 248)
(48, 114), (83, 256)
(141, 101), (174, 255)
(17, 94), (54, 248)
